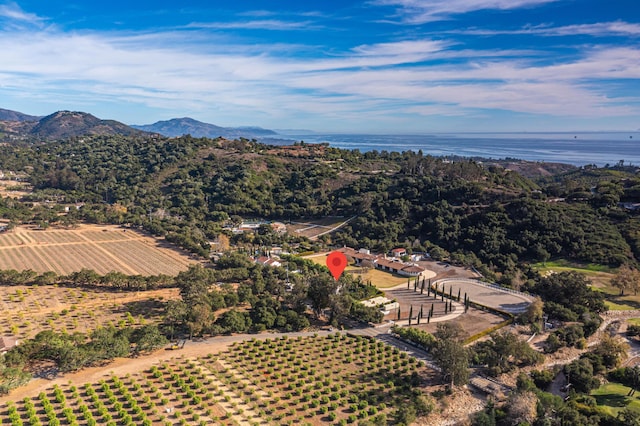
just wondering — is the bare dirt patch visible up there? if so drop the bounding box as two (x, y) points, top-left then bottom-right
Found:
(413, 307), (508, 338)
(288, 217), (351, 239)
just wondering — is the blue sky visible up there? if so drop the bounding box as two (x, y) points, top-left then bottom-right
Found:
(1, 0), (639, 132)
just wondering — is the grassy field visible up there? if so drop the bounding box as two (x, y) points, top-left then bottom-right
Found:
(532, 260), (640, 311)
(592, 383), (640, 416)
(531, 260), (614, 273)
(0, 334), (430, 425)
(0, 225), (196, 275)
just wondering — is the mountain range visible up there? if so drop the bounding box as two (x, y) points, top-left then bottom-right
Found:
(131, 117), (276, 138)
(0, 108), (277, 141)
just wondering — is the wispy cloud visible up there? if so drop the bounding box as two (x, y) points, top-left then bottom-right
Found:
(186, 19), (319, 31)
(455, 21), (640, 37)
(372, 0), (560, 23)
(0, 1), (44, 26)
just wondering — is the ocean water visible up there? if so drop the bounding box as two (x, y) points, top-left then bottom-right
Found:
(269, 132), (640, 167)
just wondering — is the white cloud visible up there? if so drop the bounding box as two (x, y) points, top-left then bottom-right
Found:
(0, 1), (41, 22)
(372, 0), (560, 23)
(0, 8), (638, 129)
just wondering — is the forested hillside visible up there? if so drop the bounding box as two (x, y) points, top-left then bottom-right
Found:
(0, 134), (638, 275)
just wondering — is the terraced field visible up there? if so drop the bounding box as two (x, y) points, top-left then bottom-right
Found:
(0, 225), (195, 275)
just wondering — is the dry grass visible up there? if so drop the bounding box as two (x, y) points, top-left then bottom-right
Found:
(304, 252), (433, 289)
(287, 218), (349, 239)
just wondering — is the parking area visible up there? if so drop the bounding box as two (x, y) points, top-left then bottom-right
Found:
(435, 279), (532, 314)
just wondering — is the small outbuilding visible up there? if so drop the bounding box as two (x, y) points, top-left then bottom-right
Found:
(390, 248), (407, 258)
(0, 336), (19, 353)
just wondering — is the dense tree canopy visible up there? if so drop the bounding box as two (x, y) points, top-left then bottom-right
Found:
(0, 134), (638, 270)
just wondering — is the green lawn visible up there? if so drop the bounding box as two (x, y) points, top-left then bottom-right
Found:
(532, 260), (640, 311)
(592, 383), (640, 416)
(531, 259), (613, 273)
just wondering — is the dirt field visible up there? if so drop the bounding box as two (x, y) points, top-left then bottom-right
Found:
(0, 179), (31, 198)
(0, 224), (196, 275)
(287, 217), (352, 239)
(417, 308), (508, 338)
(0, 285), (179, 339)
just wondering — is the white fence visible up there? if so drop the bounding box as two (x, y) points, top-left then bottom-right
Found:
(434, 278), (533, 301)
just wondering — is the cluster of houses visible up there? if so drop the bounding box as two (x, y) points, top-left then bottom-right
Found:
(255, 256), (282, 268)
(251, 245), (426, 280)
(336, 246), (426, 277)
(227, 221), (287, 235)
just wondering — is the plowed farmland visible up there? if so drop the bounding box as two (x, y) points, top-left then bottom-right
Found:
(0, 225), (196, 275)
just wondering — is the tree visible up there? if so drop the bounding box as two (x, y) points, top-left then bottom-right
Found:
(329, 293), (353, 326)
(592, 334), (629, 368)
(360, 259), (375, 274)
(164, 300), (187, 340)
(307, 274), (339, 318)
(611, 264), (640, 296)
(216, 233), (230, 252)
(565, 358), (600, 393)
(217, 310), (250, 333)
(618, 408), (640, 426)
(432, 323), (469, 386)
(69, 268), (100, 286)
(131, 325), (168, 355)
(506, 391), (537, 425)
(530, 271), (607, 317)
(520, 297), (544, 326)
(176, 265), (213, 306)
(473, 330), (543, 376)
(185, 303), (214, 339)
(625, 366), (640, 397)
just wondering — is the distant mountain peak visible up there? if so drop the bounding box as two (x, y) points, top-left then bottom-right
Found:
(131, 117), (277, 139)
(27, 110), (147, 139)
(0, 108), (40, 122)
(0, 110), (151, 141)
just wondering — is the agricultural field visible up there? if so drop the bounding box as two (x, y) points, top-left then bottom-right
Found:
(0, 225), (196, 276)
(0, 285), (178, 339)
(0, 179), (31, 199)
(0, 334), (432, 425)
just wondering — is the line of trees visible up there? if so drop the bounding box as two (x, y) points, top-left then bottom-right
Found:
(2, 324), (167, 383)
(0, 268), (174, 291)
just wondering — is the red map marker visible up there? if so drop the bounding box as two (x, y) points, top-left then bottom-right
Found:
(326, 251), (347, 281)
